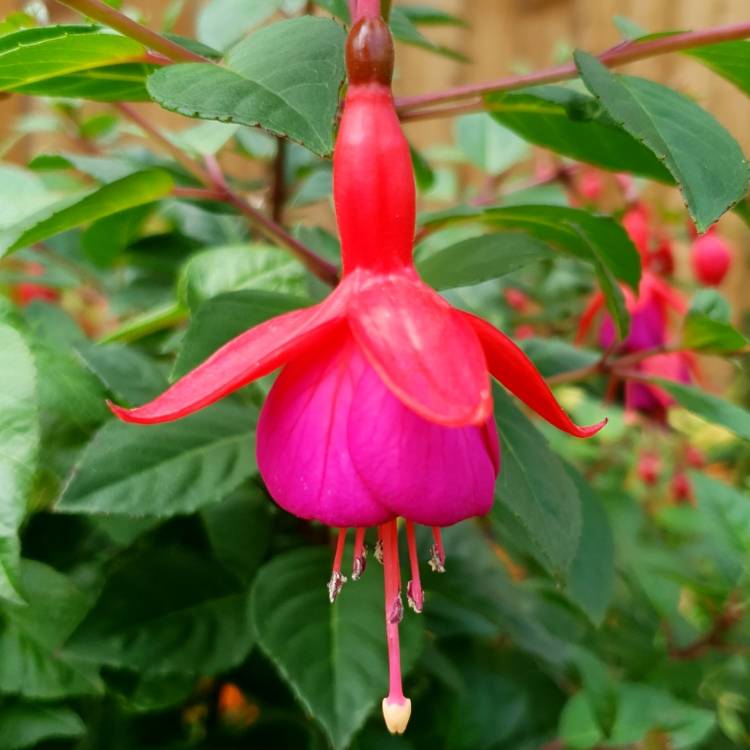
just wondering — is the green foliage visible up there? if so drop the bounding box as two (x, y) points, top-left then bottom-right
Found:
(0, 4), (748, 749)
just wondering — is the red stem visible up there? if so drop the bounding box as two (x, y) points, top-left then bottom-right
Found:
(396, 20), (750, 114)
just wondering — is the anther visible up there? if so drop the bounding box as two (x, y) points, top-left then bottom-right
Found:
(428, 527), (446, 573)
(374, 538), (384, 565)
(327, 528), (348, 603)
(388, 593), (404, 625)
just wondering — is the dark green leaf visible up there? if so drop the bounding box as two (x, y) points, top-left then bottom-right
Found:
(487, 86), (672, 181)
(682, 289), (747, 354)
(520, 338), (600, 378)
(565, 467), (615, 626)
(389, 7), (467, 61)
(147, 17), (346, 156)
(0, 326), (39, 603)
(417, 232), (554, 290)
(251, 546), (424, 749)
(174, 289), (308, 377)
(455, 113), (528, 174)
(492, 385), (582, 577)
(67, 545), (255, 675)
(0, 169), (174, 256)
(57, 401), (258, 517)
(0, 561), (100, 698)
(0, 703), (85, 749)
(575, 51), (749, 231)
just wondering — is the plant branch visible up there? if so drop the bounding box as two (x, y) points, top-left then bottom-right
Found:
(271, 139), (287, 224)
(115, 105), (339, 287)
(396, 20), (750, 115)
(56, 0), (207, 63)
(668, 594), (743, 661)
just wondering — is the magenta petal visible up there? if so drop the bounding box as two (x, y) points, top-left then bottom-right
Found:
(347, 345), (499, 526)
(346, 270), (491, 427)
(256, 333), (393, 527)
(110, 298), (344, 425)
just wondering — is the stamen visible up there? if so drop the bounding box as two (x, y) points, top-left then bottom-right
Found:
(428, 526), (446, 573)
(379, 519), (411, 734)
(327, 528), (348, 603)
(405, 521), (423, 613)
(374, 537), (384, 565)
(352, 527), (368, 580)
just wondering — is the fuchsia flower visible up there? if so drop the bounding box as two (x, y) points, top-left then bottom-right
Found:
(110, 14), (604, 734)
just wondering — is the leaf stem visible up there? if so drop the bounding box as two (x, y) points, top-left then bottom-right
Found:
(396, 20), (750, 116)
(56, 0), (208, 63)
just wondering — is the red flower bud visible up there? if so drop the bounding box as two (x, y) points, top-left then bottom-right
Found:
(691, 230), (732, 286)
(637, 451), (661, 486)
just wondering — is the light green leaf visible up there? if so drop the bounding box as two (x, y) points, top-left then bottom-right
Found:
(487, 86), (671, 181)
(196, 0), (282, 51)
(0, 25), (148, 101)
(652, 379), (750, 440)
(57, 401), (258, 517)
(0, 703), (85, 750)
(0, 169), (174, 257)
(252, 546), (424, 749)
(455, 113), (528, 175)
(686, 40), (750, 97)
(682, 289), (747, 354)
(492, 385), (582, 577)
(389, 6), (467, 61)
(575, 51), (749, 231)
(417, 232), (553, 290)
(0, 326), (38, 603)
(147, 17), (346, 156)
(0, 166), (59, 231)
(178, 243), (308, 311)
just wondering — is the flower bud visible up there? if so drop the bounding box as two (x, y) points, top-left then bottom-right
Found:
(382, 697), (411, 734)
(691, 231), (732, 286)
(637, 451), (661, 486)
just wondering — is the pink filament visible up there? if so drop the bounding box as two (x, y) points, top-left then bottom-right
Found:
(332, 528), (347, 573)
(353, 0), (381, 21)
(405, 521), (423, 612)
(380, 520), (405, 703)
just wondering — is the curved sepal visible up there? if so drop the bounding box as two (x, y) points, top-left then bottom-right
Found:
(347, 271), (491, 426)
(575, 291), (605, 345)
(464, 312), (606, 438)
(110, 302), (344, 424)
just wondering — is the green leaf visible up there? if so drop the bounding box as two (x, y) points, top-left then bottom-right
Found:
(559, 692), (605, 750)
(0, 561), (100, 698)
(492, 385), (582, 577)
(575, 51), (749, 231)
(691, 473), (750, 557)
(520, 337), (600, 378)
(174, 289), (308, 377)
(67, 545), (255, 676)
(486, 86), (672, 181)
(196, 0), (282, 51)
(651, 379), (750, 440)
(409, 143), (435, 192)
(0, 169), (174, 257)
(682, 289), (748, 354)
(0, 326), (38, 603)
(147, 17), (346, 157)
(0, 703), (85, 749)
(455, 113), (528, 175)
(74, 341), (169, 406)
(178, 243), (308, 311)
(389, 6), (467, 61)
(57, 401), (258, 517)
(251, 546), (424, 749)
(417, 232), (554, 290)
(0, 25), (148, 100)
(686, 40), (750, 97)
(0, 166), (59, 232)
(565, 467), (615, 626)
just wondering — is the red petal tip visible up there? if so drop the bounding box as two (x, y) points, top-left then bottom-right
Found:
(107, 399), (149, 425)
(577, 416), (608, 438)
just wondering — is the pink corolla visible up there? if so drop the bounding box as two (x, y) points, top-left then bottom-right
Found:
(578, 272), (695, 422)
(110, 14), (604, 733)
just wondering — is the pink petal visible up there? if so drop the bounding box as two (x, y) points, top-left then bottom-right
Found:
(256, 333), (393, 527)
(347, 351), (499, 526)
(464, 312), (606, 438)
(110, 298), (345, 425)
(346, 270), (491, 427)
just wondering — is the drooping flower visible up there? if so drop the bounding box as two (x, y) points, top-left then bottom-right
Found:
(110, 14), (604, 733)
(691, 228), (733, 286)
